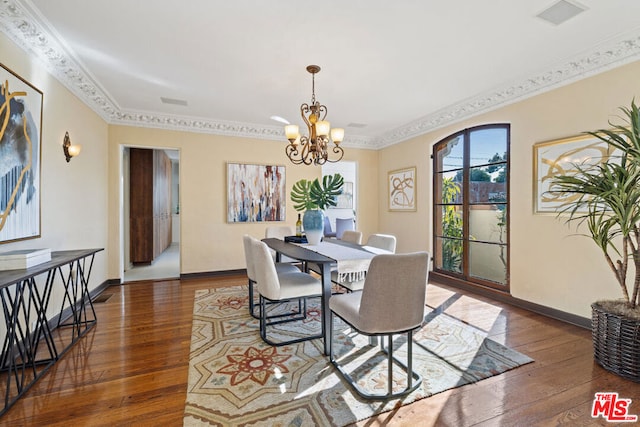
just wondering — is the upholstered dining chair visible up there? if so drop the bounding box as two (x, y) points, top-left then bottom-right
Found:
(335, 217), (355, 239)
(340, 230), (363, 245)
(265, 225), (297, 263)
(329, 251), (430, 400)
(324, 217), (337, 238)
(242, 235), (299, 319)
(365, 233), (397, 253)
(250, 238), (324, 346)
(331, 232), (395, 293)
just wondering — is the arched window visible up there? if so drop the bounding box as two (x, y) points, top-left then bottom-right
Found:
(432, 124), (510, 291)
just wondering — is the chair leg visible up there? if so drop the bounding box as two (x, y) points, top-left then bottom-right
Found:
(329, 319), (422, 400)
(258, 295), (323, 347)
(387, 334), (393, 396)
(251, 283), (304, 321)
(329, 311), (334, 358)
(248, 279), (259, 319)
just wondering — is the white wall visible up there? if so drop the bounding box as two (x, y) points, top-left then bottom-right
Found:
(379, 59), (640, 319)
(0, 33), (109, 322)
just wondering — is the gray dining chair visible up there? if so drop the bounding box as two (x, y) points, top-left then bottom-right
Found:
(242, 234), (299, 319)
(250, 238), (324, 346)
(329, 251), (430, 400)
(340, 230), (363, 245)
(365, 233), (397, 253)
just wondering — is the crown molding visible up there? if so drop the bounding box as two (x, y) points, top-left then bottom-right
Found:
(377, 30), (640, 148)
(2, 0), (640, 150)
(0, 0), (122, 117)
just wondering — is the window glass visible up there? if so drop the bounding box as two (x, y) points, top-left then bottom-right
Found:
(433, 124), (510, 291)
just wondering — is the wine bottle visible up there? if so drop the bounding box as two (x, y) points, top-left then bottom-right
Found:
(296, 213), (302, 237)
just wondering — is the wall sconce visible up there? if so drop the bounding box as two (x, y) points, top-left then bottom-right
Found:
(62, 131), (81, 162)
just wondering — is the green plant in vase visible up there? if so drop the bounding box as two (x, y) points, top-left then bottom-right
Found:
(550, 100), (640, 382)
(291, 173), (344, 245)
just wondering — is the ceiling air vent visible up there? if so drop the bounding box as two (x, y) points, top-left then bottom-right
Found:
(537, 0), (587, 25)
(160, 97), (188, 106)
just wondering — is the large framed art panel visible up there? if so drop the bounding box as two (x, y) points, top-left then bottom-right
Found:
(0, 63), (43, 244)
(533, 134), (614, 214)
(227, 163), (286, 222)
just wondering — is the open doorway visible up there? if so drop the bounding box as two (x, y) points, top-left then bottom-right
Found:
(322, 161), (357, 232)
(120, 146), (180, 283)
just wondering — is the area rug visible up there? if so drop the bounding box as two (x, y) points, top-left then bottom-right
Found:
(184, 286), (533, 426)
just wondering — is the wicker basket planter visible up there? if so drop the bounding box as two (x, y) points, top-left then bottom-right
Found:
(592, 302), (640, 382)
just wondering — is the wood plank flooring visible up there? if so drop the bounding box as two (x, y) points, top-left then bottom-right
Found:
(1, 275), (638, 426)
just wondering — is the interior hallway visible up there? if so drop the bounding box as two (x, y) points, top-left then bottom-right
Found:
(123, 243), (180, 282)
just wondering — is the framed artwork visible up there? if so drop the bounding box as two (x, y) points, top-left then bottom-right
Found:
(533, 135), (614, 214)
(332, 181), (353, 209)
(0, 63), (43, 244)
(388, 167), (416, 211)
(227, 163), (286, 222)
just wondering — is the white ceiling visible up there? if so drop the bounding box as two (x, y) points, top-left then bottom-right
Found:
(2, 0), (640, 149)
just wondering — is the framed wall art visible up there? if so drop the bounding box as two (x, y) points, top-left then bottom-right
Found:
(533, 134), (614, 214)
(332, 181), (353, 209)
(227, 163), (286, 222)
(388, 167), (416, 211)
(0, 63), (43, 244)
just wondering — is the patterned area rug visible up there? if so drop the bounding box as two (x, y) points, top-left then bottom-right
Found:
(184, 286), (533, 426)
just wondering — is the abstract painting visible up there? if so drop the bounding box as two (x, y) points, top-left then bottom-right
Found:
(0, 63), (42, 244)
(389, 167), (416, 211)
(227, 163), (286, 222)
(533, 135), (614, 214)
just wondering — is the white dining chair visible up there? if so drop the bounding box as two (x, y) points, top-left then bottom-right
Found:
(335, 218), (355, 239)
(365, 234), (397, 253)
(251, 238), (324, 346)
(340, 230), (363, 245)
(242, 234), (299, 319)
(265, 225), (297, 263)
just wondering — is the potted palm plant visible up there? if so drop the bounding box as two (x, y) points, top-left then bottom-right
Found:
(290, 173), (344, 245)
(551, 100), (640, 382)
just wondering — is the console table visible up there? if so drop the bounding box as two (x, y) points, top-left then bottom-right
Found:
(0, 248), (103, 416)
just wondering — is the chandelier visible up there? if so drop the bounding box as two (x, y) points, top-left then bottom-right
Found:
(284, 65), (344, 165)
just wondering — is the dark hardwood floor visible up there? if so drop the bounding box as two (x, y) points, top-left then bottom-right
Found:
(1, 275), (638, 426)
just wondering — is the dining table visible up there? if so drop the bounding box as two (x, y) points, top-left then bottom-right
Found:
(262, 237), (387, 355)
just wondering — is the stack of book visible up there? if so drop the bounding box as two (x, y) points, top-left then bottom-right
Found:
(284, 235), (308, 244)
(0, 249), (51, 271)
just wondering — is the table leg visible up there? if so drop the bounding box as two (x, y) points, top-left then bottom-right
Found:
(320, 262), (332, 356)
(56, 255), (97, 342)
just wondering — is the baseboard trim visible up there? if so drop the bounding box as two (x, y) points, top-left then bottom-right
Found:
(429, 271), (591, 330)
(180, 269), (246, 281)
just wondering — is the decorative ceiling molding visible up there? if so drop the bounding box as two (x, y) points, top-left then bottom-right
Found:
(376, 30), (640, 148)
(0, 0), (122, 118)
(109, 110), (379, 149)
(2, 0), (640, 150)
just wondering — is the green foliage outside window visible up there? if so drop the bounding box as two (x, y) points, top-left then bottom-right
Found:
(441, 176), (463, 273)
